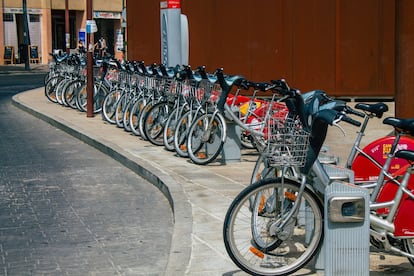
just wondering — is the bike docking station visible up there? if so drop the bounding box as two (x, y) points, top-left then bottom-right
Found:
(160, 0), (241, 164)
(221, 120), (242, 164)
(314, 180), (370, 276)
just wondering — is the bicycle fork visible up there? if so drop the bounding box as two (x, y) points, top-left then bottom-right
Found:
(268, 174), (308, 240)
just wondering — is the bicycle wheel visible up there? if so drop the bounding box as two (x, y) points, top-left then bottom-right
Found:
(143, 101), (171, 146)
(223, 177), (324, 276)
(75, 83), (88, 112)
(102, 89), (122, 124)
(129, 97), (146, 136)
(251, 155), (278, 184)
(44, 76), (61, 103)
(187, 112), (226, 165)
(402, 238), (414, 265)
(122, 98), (136, 132)
(94, 82), (109, 114)
(63, 79), (83, 109)
(115, 94), (128, 128)
(173, 109), (198, 157)
(55, 78), (69, 105)
(138, 101), (155, 141)
(163, 107), (182, 151)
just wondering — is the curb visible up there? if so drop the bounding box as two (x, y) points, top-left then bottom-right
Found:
(12, 89), (193, 275)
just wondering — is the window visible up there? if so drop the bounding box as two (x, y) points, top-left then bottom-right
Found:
(3, 13), (14, 22)
(29, 14), (40, 22)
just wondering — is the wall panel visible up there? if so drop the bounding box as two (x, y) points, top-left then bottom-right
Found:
(126, 0), (395, 97)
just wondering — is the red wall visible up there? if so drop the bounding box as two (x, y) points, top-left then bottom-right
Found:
(126, 0), (395, 98)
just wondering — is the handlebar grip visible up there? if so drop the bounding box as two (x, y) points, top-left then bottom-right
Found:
(346, 106), (365, 118)
(341, 115), (361, 127)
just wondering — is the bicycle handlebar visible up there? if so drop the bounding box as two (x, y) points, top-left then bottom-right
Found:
(340, 114), (362, 127)
(344, 105), (365, 118)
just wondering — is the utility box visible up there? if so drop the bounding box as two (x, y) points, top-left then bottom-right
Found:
(323, 181), (370, 276)
(160, 0), (189, 66)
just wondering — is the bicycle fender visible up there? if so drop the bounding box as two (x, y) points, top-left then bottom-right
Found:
(352, 136), (414, 183)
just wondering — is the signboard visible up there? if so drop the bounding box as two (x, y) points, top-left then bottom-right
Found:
(94, 12), (121, 19)
(160, 0), (181, 9)
(29, 45), (40, 63)
(116, 29), (124, 52)
(79, 30), (86, 44)
(86, 20), (98, 33)
(4, 46), (14, 64)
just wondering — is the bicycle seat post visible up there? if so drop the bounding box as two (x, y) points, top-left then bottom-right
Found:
(345, 113), (371, 168)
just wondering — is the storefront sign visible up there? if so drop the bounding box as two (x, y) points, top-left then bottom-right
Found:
(94, 11), (121, 19)
(3, 8), (42, 14)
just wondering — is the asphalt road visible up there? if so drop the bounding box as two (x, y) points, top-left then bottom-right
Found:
(0, 73), (173, 275)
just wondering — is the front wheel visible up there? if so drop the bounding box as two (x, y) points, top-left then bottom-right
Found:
(223, 177), (324, 276)
(187, 112), (226, 165)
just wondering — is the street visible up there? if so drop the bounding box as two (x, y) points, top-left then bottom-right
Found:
(0, 72), (173, 275)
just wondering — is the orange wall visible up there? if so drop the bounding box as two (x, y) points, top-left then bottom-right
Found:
(127, 0), (395, 97)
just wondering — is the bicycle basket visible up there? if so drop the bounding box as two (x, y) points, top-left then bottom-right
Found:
(195, 80), (222, 103)
(265, 118), (310, 167)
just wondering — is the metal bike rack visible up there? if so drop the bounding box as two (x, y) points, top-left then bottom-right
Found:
(314, 181), (369, 275)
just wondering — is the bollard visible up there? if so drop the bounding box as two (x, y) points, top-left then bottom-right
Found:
(221, 120), (241, 163)
(315, 181), (370, 276)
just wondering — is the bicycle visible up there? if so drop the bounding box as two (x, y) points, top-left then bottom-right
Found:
(185, 68), (293, 165)
(223, 79), (365, 275)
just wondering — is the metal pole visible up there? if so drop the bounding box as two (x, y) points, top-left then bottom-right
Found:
(65, 0), (70, 54)
(86, 0), (94, 117)
(22, 0), (30, 70)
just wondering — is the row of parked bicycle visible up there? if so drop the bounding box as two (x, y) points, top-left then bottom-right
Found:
(44, 52), (294, 166)
(44, 52), (414, 275)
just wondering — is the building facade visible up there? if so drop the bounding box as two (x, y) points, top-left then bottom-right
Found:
(1, 0), (123, 64)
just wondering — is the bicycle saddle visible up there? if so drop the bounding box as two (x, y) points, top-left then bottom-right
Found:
(355, 102), (388, 118)
(383, 117), (414, 135)
(56, 53), (69, 63)
(395, 150), (414, 162)
(158, 64), (176, 78)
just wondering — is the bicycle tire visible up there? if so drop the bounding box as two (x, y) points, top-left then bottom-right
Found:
(94, 82), (109, 114)
(59, 78), (73, 106)
(63, 79), (83, 109)
(173, 109), (199, 157)
(143, 101), (171, 146)
(122, 98), (136, 132)
(102, 89), (122, 124)
(138, 101), (154, 141)
(115, 94), (128, 128)
(223, 177), (324, 276)
(129, 97), (146, 136)
(163, 107), (182, 151)
(76, 83), (88, 112)
(187, 112), (226, 165)
(55, 78), (70, 105)
(44, 76), (61, 103)
(402, 238), (414, 265)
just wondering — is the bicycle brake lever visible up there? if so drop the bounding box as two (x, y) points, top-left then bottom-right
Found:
(333, 116), (346, 136)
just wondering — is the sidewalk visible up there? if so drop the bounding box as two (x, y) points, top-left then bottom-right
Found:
(12, 88), (413, 275)
(0, 63), (49, 74)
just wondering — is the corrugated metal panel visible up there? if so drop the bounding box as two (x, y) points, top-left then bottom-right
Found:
(324, 182), (370, 276)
